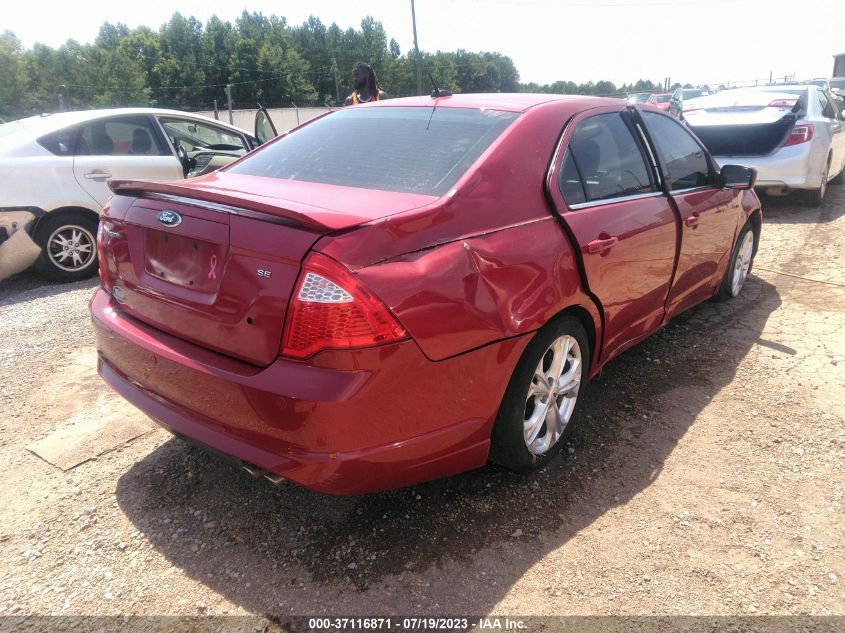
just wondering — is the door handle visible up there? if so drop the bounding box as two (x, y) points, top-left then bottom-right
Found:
(684, 213), (700, 227)
(84, 171), (112, 181)
(586, 236), (619, 254)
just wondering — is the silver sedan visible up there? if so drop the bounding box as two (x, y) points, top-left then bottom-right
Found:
(682, 85), (845, 206)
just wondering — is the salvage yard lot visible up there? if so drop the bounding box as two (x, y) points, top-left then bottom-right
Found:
(0, 189), (843, 618)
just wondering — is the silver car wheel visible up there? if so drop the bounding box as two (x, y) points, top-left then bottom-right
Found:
(47, 224), (96, 273)
(523, 334), (582, 455)
(731, 230), (754, 297)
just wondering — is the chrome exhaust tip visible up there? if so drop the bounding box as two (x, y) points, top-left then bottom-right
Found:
(241, 461), (287, 486)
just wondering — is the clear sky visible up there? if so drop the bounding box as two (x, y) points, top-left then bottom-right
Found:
(6, 0), (842, 88)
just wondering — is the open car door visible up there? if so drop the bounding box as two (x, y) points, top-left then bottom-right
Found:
(254, 106), (278, 146)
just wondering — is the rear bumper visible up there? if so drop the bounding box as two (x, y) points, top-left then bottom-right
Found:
(715, 142), (823, 190)
(90, 288), (528, 495)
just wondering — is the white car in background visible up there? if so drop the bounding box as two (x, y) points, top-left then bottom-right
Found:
(0, 108), (259, 281)
(682, 85), (845, 207)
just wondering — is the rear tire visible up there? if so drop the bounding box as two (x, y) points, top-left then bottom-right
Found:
(33, 212), (99, 282)
(831, 162), (845, 185)
(806, 161), (829, 207)
(490, 317), (589, 473)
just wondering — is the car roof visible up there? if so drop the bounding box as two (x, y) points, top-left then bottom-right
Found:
(362, 93), (619, 113)
(0, 108), (249, 139)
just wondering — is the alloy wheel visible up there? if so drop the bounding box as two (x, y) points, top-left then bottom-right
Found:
(731, 230), (754, 296)
(523, 334), (582, 455)
(47, 224), (96, 272)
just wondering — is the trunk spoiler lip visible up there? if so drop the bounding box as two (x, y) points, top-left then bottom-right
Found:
(109, 179), (353, 232)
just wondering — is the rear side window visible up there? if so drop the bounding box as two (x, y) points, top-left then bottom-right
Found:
(567, 113), (653, 202)
(76, 116), (166, 156)
(558, 150), (586, 205)
(641, 111), (712, 190)
(229, 107), (518, 196)
(37, 128), (78, 156)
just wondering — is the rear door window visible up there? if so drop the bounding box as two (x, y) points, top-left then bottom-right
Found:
(566, 112), (654, 202)
(76, 116), (167, 156)
(228, 106), (518, 196)
(818, 91), (837, 119)
(641, 111), (712, 190)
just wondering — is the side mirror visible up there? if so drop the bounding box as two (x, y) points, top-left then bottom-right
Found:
(721, 164), (756, 190)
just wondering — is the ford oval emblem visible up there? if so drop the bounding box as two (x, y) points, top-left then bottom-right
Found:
(158, 210), (182, 227)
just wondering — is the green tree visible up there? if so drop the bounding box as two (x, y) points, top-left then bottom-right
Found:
(0, 31), (26, 119)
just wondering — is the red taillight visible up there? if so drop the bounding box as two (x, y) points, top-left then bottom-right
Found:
(281, 252), (408, 359)
(783, 124), (814, 147)
(96, 221), (110, 289)
(769, 98), (798, 109)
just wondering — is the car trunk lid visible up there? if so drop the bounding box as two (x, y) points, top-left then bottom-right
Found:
(100, 174), (436, 366)
(684, 91), (804, 157)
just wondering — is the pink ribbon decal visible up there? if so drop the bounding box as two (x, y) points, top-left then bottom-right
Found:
(208, 254), (218, 280)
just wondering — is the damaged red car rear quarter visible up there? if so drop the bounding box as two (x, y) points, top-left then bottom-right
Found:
(91, 96), (604, 495)
(316, 98), (603, 363)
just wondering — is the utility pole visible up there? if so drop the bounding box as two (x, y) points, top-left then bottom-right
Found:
(332, 55), (340, 106)
(411, 0), (423, 95)
(225, 84), (233, 125)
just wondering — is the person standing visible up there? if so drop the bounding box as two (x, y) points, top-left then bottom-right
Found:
(344, 62), (387, 105)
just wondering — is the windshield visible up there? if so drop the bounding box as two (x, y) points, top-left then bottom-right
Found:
(656, 94), (671, 103)
(629, 93), (651, 103)
(229, 106), (518, 196)
(683, 90), (704, 99)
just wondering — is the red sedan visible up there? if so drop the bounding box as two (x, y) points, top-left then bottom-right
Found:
(647, 92), (673, 111)
(91, 94), (761, 495)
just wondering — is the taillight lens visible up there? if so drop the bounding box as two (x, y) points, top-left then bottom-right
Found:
(96, 221), (110, 290)
(281, 252), (408, 359)
(783, 124), (814, 147)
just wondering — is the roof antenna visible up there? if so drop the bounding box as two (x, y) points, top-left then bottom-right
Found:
(428, 72), (452, 98)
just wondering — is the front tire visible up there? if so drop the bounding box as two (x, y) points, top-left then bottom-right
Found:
(716, 223), (755, 300)
(490, 317), (589, 473)
(33, 212), (99, 282)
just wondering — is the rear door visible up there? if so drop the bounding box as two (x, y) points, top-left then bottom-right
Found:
(819, 90), (845, 176)
(639, 110), (741, 318)
(72, 115), (183, 208)
(547, 107), (678, 362)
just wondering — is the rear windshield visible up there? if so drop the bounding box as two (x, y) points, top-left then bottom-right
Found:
(656, 95), (671, 103)
(228, 106), (518, 196)
(828, 79), (845, 91)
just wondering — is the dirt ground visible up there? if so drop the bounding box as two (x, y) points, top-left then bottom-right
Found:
(0, 186), (843, 625)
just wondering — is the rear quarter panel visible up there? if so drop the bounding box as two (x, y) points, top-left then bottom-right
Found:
(355, 216), (600, 362)
(0, 153), (99, 212)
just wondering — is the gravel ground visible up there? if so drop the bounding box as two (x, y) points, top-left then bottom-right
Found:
(0, 188), (843, 625)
